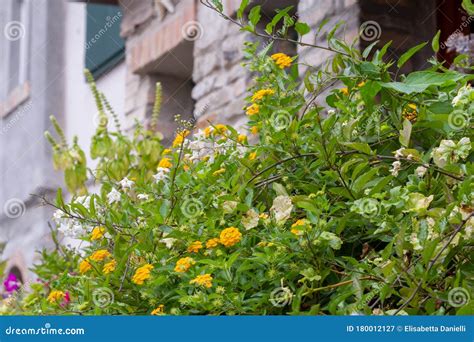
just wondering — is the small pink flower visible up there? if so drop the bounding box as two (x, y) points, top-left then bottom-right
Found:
(3, 273), (20, 293)
(61, 291), (71, 306)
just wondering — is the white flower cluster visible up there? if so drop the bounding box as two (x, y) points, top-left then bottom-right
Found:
(432, 137), (471, 168)
(153, 167), (170, 183)
(390, 148), (416, 177)
(52, 195), (93, 238)
(184, 128), (247, 164)
(452, 84), (474, 107)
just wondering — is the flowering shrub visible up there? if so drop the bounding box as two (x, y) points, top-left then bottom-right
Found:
(2, 1), (473, 315)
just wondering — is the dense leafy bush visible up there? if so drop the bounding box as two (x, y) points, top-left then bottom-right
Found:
(1, 1), (473, 315)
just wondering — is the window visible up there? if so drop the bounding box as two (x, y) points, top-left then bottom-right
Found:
(0, 0), (30, 117)
(7, 0), (29, 93)
(85, 3), (125, 79)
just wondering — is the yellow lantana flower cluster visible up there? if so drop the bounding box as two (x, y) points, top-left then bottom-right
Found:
(79, 258), (92, 274)
(219, 227), (242, 247)
(90, 249), (111, 262)
(80, 249), (115, 275)
(237, 134), (247, 144)
(271, 53), (292, 69)
(246, 103), (260, 116)
(132, 264), (154, 285)
(402, 103), (418, 123)
(174, 257), (195, 273)
(47, 290), (65, 303)
(158, 157), (173, 169)
(290, 219), (308, 236)
(206, 238), (220, 249)
(90, 226), (106, 241)
(204, 124), (228, 138)
(103, 259), (117, 274)
(151, 304), (165, 315)
(190, 274), (213, 288)
(212, 168), (226, 176)
(187, 241), (203, 253)
(251, 88), (274, 102)
(172, 129), (190, 148)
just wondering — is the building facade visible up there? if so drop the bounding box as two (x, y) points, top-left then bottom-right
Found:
(0, 0), (468, 283)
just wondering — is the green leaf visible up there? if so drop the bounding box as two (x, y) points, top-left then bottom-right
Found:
(432, 30), (441, 53)
(399, 119), (412, 147)
(265, 6), (293, 35)
(362, 40), (379, 59)
(352, 167), (379, 194)
(381, 71), (464, 94)
(462, 0), (474, 15)
(273, 182), (288, 196)
(237, 0), (249, 20)
(210, 0), (223, 12)
(303, 71), (314, 92)
(359, 80), (382, 109)
(374, 41), (392, 62)
(295, 22), (311, 36)
(248, 6), (261, 30)
(55, 188), (64, 208)
(341, 142), (372, 155)
(397, 42), (427, 69)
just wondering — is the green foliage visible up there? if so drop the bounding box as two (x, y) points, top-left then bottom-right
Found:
(4, 1), (473, 316)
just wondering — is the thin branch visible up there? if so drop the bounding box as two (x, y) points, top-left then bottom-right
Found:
(393, 212), (474, 314)
(199, 0), (350, 57)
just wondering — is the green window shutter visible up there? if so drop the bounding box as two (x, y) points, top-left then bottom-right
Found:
(85, 4), (124, 79)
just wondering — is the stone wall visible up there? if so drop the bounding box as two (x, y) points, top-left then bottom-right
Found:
(192, 0), (250, 129)
(120, 0), (196, 142)
(297, 0), (360, 74)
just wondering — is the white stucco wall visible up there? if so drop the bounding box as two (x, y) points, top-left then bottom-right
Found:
(59, 3), (126, 250)
(64, 2), (126, 168)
